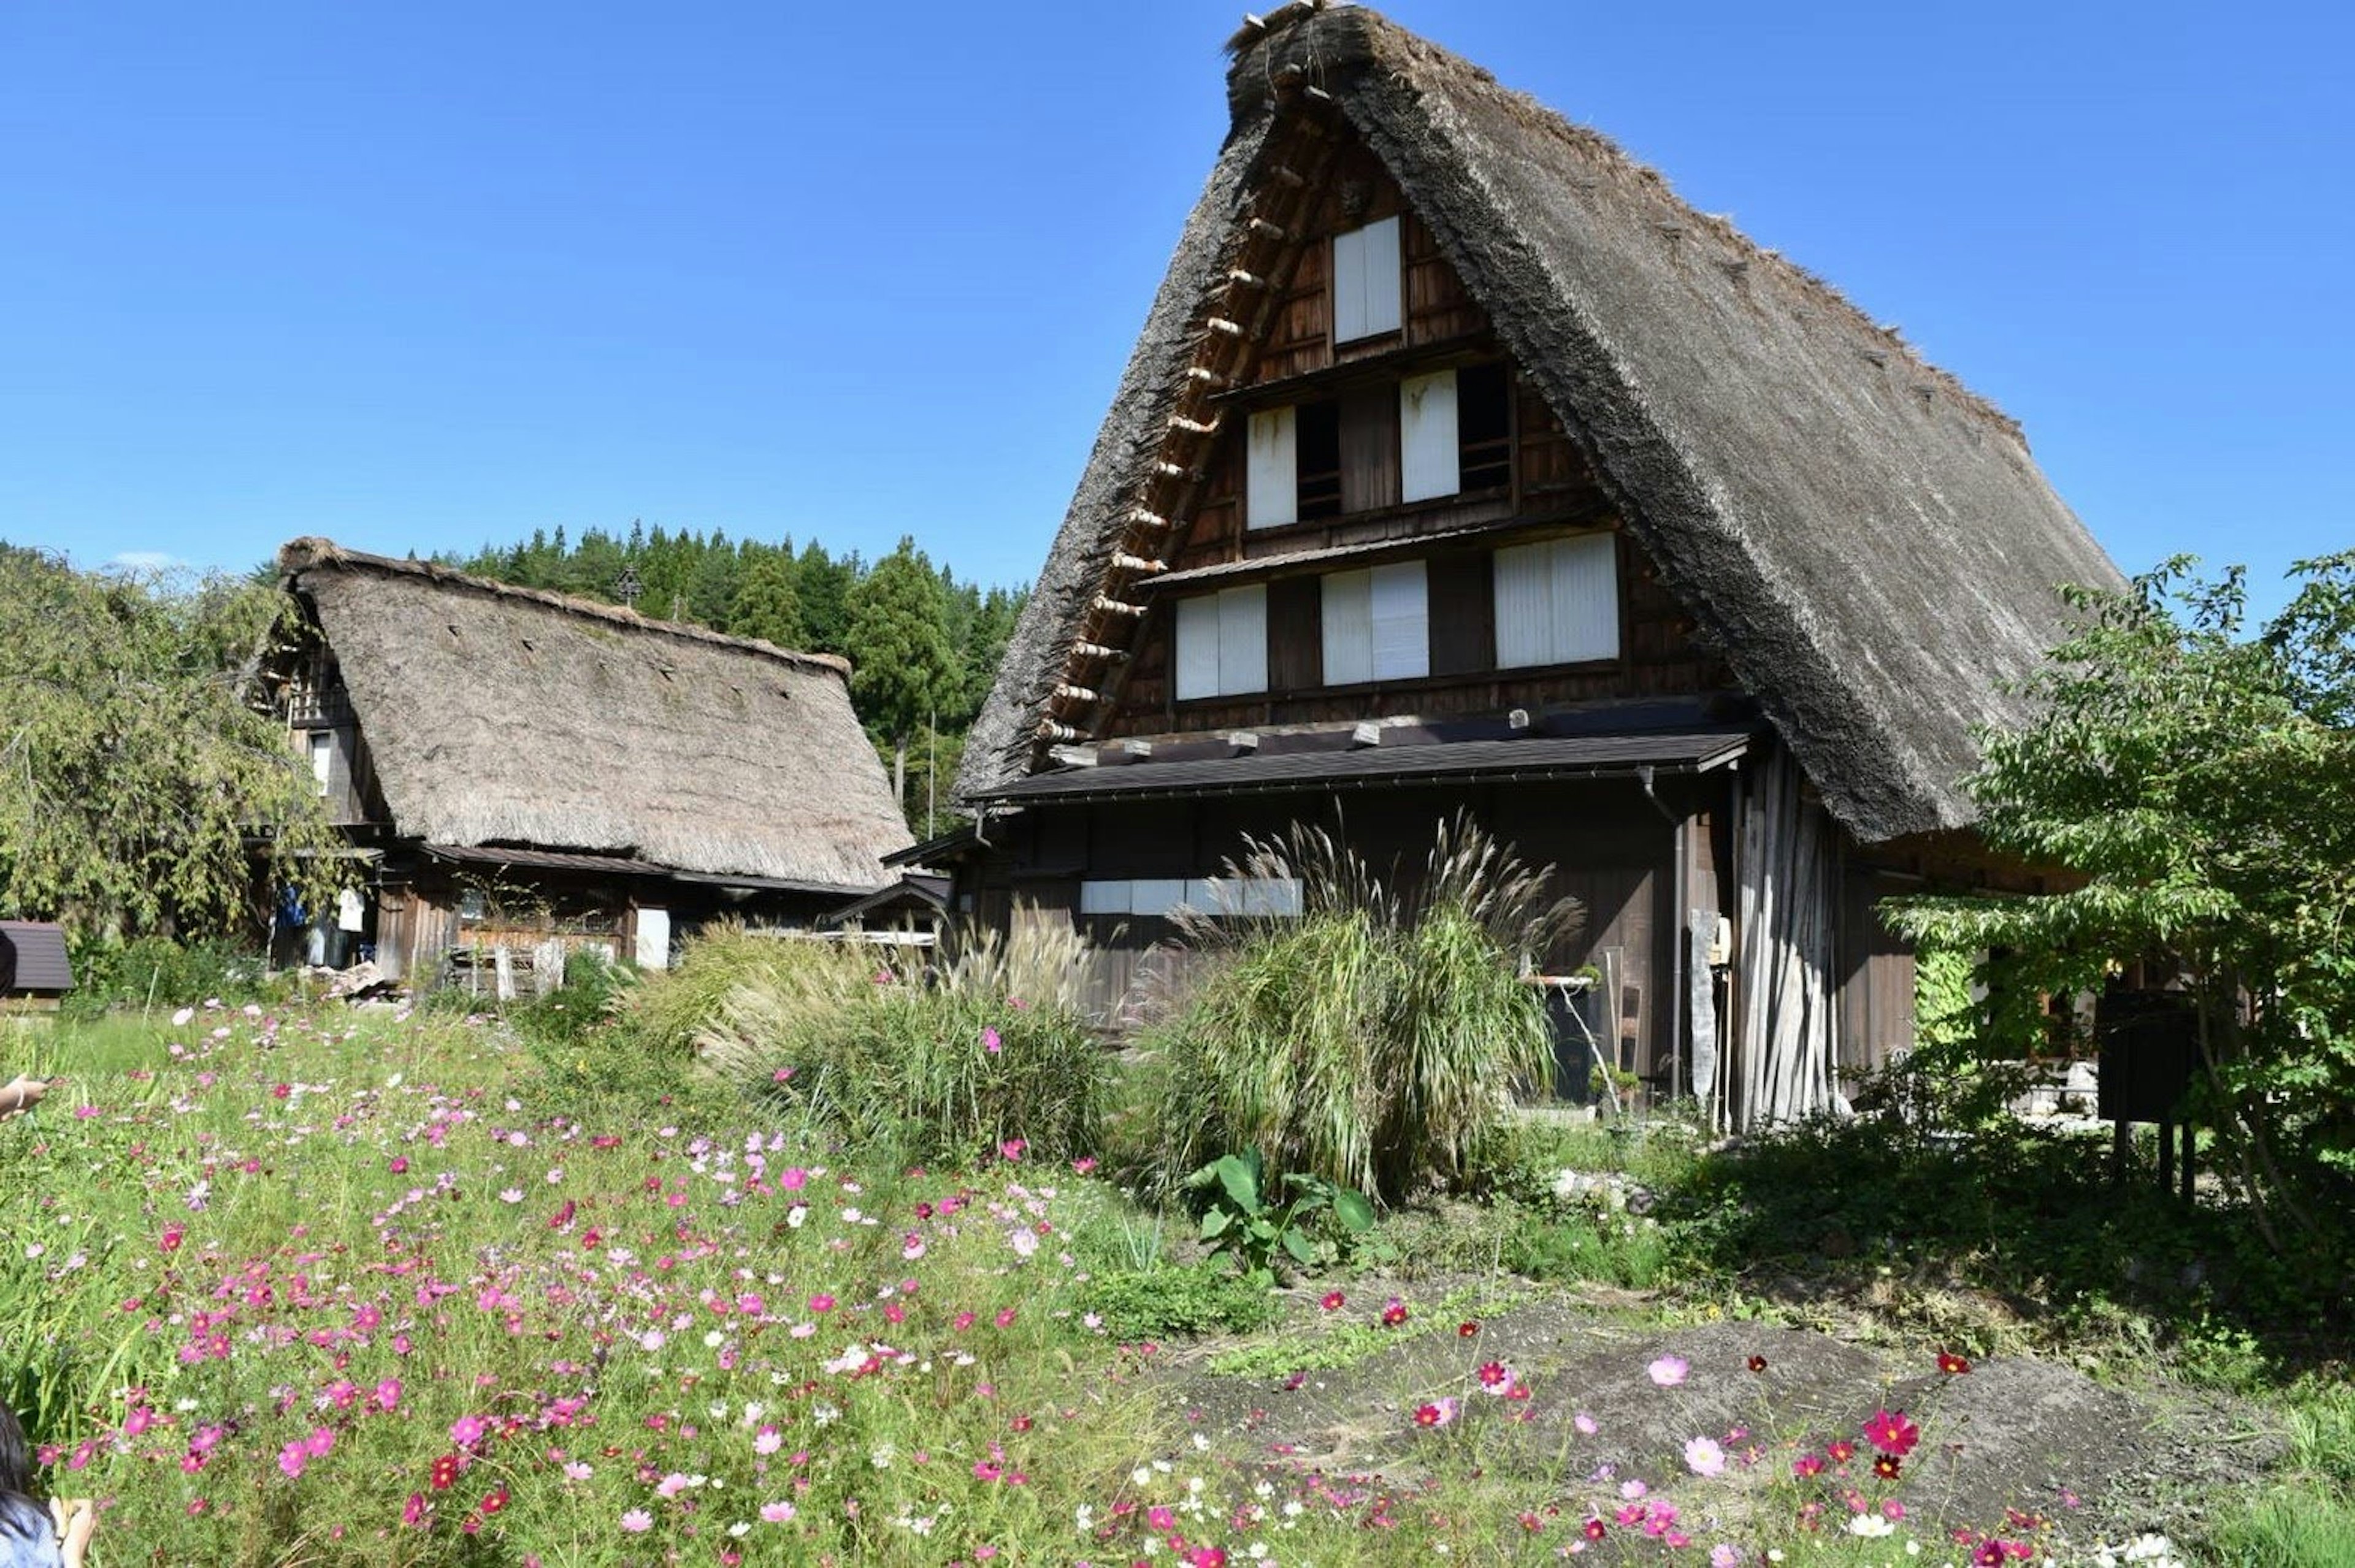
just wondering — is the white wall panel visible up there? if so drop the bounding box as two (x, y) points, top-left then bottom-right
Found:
(1493, 541), (1552, 668)
(1175, 595), (1220, 700)
(1216, 585), (1268, 695)
(1400, 369), (1460, 503)
(1550, 534), (1621, 664)
(1246, 407), (1297, 529)
(1320, 568), (1374, 687)
(1369, 560), (1430, 680)
(1331, 216), (1401, 343)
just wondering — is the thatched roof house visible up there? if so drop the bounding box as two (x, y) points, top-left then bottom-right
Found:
(946, 3), (2123, 1128)
(267, 539), (909, 985)
(960, 1), (2120, 843)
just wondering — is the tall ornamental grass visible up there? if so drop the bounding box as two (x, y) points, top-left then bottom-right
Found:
(1146, 814), (1576, 1207)
(677, 922), (1105, 1165)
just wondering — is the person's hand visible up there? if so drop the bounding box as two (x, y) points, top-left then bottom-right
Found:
(1, 1074), (49, 1115)
(50, 1496), (95, 1566)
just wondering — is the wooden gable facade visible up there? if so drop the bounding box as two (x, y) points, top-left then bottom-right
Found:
(952, 5), (2123, 1129)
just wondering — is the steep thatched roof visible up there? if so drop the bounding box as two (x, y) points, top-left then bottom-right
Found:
(959, 3), (2124, 843)
(278, 539), (909, 890)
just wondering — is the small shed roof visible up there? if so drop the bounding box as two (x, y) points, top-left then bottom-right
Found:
(0, 922), (74, 996)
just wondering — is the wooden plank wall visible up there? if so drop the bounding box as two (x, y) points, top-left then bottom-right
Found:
(1836, 867), (1917, 1077)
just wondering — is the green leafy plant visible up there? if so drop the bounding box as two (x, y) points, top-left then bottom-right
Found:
(1187, 1147), (1375, 1280)
(1887, 554), (2355, 1257)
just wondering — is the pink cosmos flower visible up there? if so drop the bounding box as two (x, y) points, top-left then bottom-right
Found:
(374, 1378), (402, 1411)
(305, 1427), (335, 1459)
(1647, 1354), (1690, 1386)
(1862, 1408), (1921, 1458)
(619, 1508), (653, 1532)
(1574, 1412), (1599, 1435)
(1683, 1436), (1726, 1478)
(402, 1493), (427, 1527)
(982, 1027), (1003, 1054)
(450, 1415), (487, 1447)
(760, 1501), (797, 1523)
(278, 1442), (307, 1479)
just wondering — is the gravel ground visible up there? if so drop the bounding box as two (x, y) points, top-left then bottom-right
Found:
(1161, 1288), (2288, 1555)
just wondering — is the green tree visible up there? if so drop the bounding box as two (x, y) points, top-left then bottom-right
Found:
(0, 548), (342, 938)
(843, 538), (957, 813)
(729, 546), (806, 650)
(795, 540), (856, 654)
(1889, 556), (2355, 1251)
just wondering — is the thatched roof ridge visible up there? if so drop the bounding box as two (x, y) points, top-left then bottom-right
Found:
(277, 538), (851, 676)
(959, 6), (2123, 843)
(280, 538), (908, 890)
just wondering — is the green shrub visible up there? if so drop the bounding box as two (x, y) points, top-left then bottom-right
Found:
(61, 933), (278, 1019)
(1077, 1263), (1282, 1342)
(1143, 816), (1567, 1207)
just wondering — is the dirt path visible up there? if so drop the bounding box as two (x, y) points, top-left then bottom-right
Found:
(1160, 1288), (2284, 1551)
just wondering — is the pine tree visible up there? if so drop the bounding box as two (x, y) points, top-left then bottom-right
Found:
(843, 538), (957, 811)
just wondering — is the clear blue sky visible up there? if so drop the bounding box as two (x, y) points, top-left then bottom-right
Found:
(4, 2), (2347, 614)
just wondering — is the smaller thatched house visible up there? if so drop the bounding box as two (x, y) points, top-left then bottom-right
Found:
(261, 540), (910, 988)
(0, 922), (74, 1015)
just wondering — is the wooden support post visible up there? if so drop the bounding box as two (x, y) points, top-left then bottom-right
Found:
(2180, 1118), (2195, 1203)
(2112, 1117), (2130, 1187)
(2156, 1118), (2175, 1195)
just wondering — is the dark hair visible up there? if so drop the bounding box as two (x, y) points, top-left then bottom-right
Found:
(0, 1402), (32, 1497)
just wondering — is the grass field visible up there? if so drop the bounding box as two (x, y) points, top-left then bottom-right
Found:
(1, 998), (2343, 1566)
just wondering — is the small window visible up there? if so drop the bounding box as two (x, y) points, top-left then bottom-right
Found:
(1332, 216), (1403, 343)
(1174, 585), (1269, 700)
(1322, 561), (1430, 686)
(1494, 534), (1620, 668)
(308, 732), (334, 797)
(1457, 364), (1512, 491)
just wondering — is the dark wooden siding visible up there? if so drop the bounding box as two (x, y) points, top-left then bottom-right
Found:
(998, 776), (1717, 1073)
(1836, 867), (1917, 1076)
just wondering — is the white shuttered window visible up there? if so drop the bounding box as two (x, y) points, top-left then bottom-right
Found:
(1322, 562), (1429, 685)
(1493, 534), (1619, 667)
(1331, 216), (1403, 343)
(1399, 369), (1460, 503)
(1174, 585), (1269, 700)
(1246, 407), (1297, 529)
(1079, 878), (1304, 919)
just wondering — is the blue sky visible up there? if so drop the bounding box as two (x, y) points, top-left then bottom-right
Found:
(4, 2), (2347, 614)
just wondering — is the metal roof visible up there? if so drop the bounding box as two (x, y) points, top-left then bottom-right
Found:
(971, 728), (1752, 805)
(0, 921), (74, 995)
